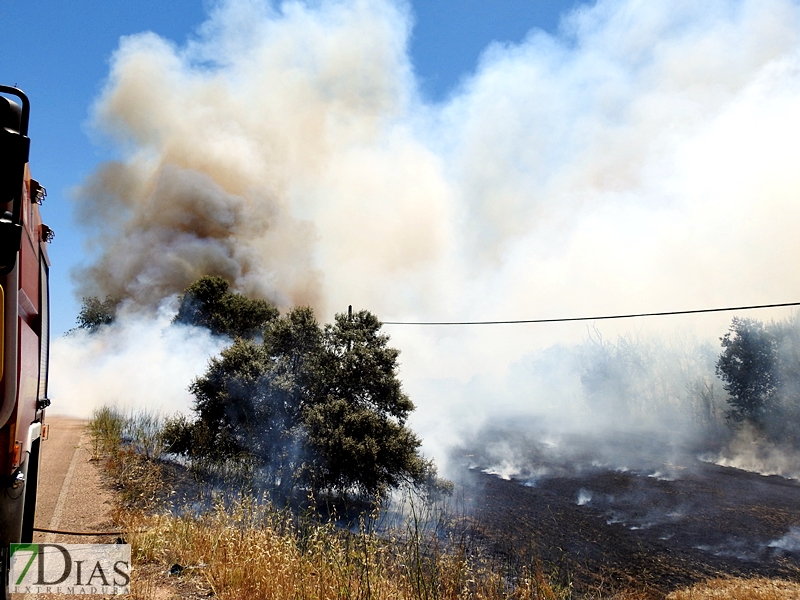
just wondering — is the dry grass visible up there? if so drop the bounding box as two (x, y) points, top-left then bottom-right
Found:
(667, 577), (800, 599)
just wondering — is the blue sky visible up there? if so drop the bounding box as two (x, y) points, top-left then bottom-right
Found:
(0, 0), (583, 336)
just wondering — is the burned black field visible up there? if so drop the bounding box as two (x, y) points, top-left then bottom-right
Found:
(455, 430), (800, 595)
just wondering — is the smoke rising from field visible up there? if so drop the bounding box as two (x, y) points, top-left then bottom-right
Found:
(711, 423), (800, 480)
(769, 526), (800, 552)
(65, 0), (800, 472)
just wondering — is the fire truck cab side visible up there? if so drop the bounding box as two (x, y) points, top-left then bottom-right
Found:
(0, 85), (50, 597)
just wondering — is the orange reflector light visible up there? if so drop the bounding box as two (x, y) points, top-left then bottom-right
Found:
(12, 441), (20, 467)
(41, 424), (49, 440)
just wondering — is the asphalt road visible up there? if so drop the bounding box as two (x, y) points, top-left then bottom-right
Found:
(32, 415), (116, 543)
(12, 419), (119, 600)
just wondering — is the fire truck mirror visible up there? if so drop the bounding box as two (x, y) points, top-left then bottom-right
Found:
(0, 95), (29, 274)
(0, 96), (29, 204)
(0, 97), (22, 133)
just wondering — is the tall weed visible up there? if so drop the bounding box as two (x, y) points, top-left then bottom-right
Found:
(89, 406), (124, 459)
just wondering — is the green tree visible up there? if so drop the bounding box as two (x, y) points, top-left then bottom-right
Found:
(304, 310), (427, 494)
(716, 317), (778, 424)
(76, 296), (117, 331)
(166, 306), (436, 499)
(173, 275), (279, 339)
(184, 307), (322, 493)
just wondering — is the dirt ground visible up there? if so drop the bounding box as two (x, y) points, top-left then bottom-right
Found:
(32, 416), (118, 544)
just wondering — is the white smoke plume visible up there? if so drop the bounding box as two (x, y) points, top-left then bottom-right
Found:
(769, 526), (800, 552)
(63, 0), (800, 468)
(49, 301), (228, 418)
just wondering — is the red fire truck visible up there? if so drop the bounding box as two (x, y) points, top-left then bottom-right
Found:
(0, 86), (51, 593)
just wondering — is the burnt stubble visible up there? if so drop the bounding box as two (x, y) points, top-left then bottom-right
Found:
(456, 430), (800, 595)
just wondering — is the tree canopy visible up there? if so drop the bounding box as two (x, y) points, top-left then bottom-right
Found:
(716, 315), (800, 442)
(716, 317), (777, 424)
(75, 296), (117, 331)
(306, 310), (424, 493)
(173, 275), (279, 339)
(165, 306), (438, 499)
(73, 277), (444, 499)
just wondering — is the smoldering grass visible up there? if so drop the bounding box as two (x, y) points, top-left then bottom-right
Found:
(90, 406), (169, 463)
(99, 409), (779, 600)
(114, 423), (797, 600)
(94, 406), (698, 600)
(125, 410), (168, 460)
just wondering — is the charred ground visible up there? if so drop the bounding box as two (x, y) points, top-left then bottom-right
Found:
(454, 427), (800, 596)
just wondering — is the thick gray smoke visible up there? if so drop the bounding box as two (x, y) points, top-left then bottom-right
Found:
(65, 0), (800, 473)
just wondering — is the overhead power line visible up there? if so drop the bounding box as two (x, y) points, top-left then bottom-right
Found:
(382, 301), (800, 326)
